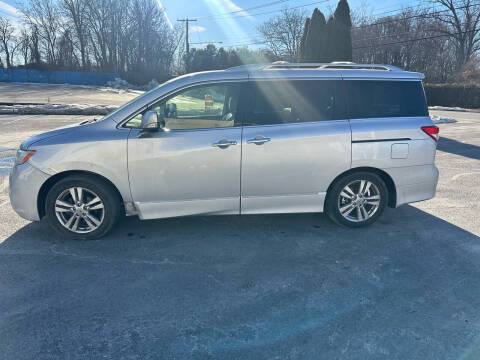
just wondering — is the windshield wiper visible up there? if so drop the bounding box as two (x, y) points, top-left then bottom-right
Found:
(79, 118), (98, 125)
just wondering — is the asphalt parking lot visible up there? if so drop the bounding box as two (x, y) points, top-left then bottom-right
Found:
(0, 109), (479, 359)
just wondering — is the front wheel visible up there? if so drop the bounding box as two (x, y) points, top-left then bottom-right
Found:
(45, 175), (121, 240)
(326, 172), (388, 228)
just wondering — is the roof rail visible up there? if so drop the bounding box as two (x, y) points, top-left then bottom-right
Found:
(330, 61), (356, 64)
(263, 63), (323, 69)
(265, 62), (401, 71)
(225, 64), (266, 71)
(320, 63), (392, 71)
(226, 62), (403, 72)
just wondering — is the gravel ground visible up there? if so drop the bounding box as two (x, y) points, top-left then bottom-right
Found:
(0, 109), (479, 359)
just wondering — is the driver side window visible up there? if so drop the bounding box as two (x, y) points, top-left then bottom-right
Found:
(125, 83), (241, 130)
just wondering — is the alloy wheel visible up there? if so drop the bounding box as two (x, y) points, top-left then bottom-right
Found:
(54, 187), (105, 233)
(337, 180), (381, 223)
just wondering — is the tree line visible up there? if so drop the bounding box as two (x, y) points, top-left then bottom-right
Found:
(183, 45), (276, 73)
(258, 0), (479, 83)
(0, 0), (181, 84)
(0, 0), (478, 84)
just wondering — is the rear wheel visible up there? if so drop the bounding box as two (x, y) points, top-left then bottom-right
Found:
(326, 172), (388, 227)
(45, 175), (121, 240)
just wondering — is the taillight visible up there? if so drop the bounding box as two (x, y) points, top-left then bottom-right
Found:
(421, 125), (439, 142)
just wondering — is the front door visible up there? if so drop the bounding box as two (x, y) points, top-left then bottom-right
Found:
(127, 82), (244, 219)
(240, 79), (351, 214)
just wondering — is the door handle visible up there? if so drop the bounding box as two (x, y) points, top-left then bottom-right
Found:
(212, 139), (237, 148)
(247, 136), (271, 145)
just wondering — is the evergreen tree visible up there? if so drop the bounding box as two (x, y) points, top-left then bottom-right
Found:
(303, 8), (327, 62)
(298, 17), (310, 62)
(325, 15), (335, 62)
(330, 0), (352, 61)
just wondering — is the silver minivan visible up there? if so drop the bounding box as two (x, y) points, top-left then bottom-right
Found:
(9, 62), (439, 240)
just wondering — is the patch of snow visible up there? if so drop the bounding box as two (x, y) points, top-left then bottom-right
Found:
(0, 174), (9, 194)
(0, 149), (15, 192)
(431, 114), (457, 124)
(0, 103), (119, 115)
(106, 77), (159, 92)
(144, 79), (160, 90)
(429, 106), (468, 112)
(106, 77), (136, 90)
(96, 86), (144, 96)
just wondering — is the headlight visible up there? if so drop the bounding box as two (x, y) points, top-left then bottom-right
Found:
(15, 149), (36, 165)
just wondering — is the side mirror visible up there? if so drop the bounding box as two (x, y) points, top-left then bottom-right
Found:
(141, 110), (159, 131)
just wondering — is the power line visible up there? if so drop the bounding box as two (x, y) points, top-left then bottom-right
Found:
(206, 0), (470, 25)
(225, 0), (429, 45)
(194, 0), (292, 20)
(210, 0), (478, 43)
(353, 27), (479, 50)
(204, 0), (426, 23)
(365, 2), (434, 19)
(353, 2), (480, 29)
(201, 0), (330, 22)
(223, 41), (267, 48)
(223, 25), (479, 50)
(233, 0), (330, 18)
(355, 29), (436, 43)
(354, 2), (480, 43)
(225, 26), (479, 50)
(233, 1), (478, 40)
(224, 2), (479, 45)
(214, 0), (480, 50)
(185, 0), (330, 49)
(190, 41), (224, 45)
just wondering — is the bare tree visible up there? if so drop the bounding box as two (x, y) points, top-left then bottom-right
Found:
(126, 0), (178, 78)
(0, 18), (19, 67)
(22, 0), (61, 65)
(60, 0), (90, 68)
(18, 27), (31, 65)
(86, 0), (114, 71)
(57, 28), (78, 67)
(258, 8), (306, 61)
(352, 7), (460, 82)
(29, 25), (41, 64)
(431, 0), (480, 68)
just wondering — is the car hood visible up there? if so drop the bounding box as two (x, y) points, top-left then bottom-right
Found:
(20, 122), (87, 149)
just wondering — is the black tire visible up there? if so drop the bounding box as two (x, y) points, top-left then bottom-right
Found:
(45, 175), (121, 240)
(325, 171), (388, 228)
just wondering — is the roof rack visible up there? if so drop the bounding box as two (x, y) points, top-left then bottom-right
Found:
(320, 63), (392, 71)
(263, 62), (397, 71)
(226, 62), (404, 72)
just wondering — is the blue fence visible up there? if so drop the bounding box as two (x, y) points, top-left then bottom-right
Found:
(0, 69), (119, 86)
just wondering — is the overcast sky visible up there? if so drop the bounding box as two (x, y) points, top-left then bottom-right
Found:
(1, 0), (416, 48)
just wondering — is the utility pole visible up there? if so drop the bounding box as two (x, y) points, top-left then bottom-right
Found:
(177, 18), (197, 54)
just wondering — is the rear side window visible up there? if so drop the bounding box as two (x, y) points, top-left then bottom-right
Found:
(246, 80), (340, 126)
(346, 80), (428, 119)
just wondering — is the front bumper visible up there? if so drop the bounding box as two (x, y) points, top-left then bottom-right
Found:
(9, 162), (50, 221)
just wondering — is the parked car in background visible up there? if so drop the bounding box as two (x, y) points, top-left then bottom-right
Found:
(9, 62), (439, 240)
